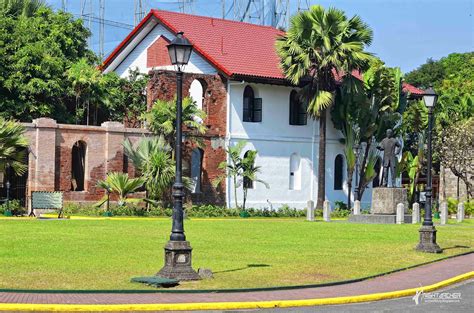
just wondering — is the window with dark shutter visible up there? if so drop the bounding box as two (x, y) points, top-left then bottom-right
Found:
(289, 90), (307, 125)
(243, 86), (262, 123)
(253, 98), (262, 122)
(334, 154), (344, 190)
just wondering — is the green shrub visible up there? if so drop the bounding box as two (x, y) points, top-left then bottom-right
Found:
(465, 201), (473, 217)
(447, 197), (458, 215)
(0, 200), (26, 216)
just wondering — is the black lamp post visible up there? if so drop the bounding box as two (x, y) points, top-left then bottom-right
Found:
(157, 32), (200, 280)
(416, 85), (442, 253)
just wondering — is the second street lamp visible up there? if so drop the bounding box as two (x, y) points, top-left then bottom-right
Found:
(415, 85), (442, 253)
(157, 31), (200, 280)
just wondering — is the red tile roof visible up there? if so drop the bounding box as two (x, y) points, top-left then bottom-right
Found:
(102, 9), (423, 95)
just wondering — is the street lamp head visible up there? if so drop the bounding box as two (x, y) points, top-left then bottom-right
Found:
(167, 31), (193, 71)
(423, 85), (438, 108)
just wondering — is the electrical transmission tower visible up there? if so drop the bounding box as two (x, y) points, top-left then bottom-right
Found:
(134, 0), (145, 26)
(177, 0), (195, 14)
(233, 0), (264, 25)
(270, 0), (289, 29)
(297, 0), (311, 12)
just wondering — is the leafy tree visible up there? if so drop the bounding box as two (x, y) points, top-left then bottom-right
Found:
(214, 141), (269, 210)
(104, 68), (148, 128)
(96, 172), (145, 207)
(0, 7), (95, 122)
(276, 5), (374, 208)
(67, 58), (104, 125)
(0, 118), (28, 176)
(144, 97), (206, 149)
(436, 118), (474, 199)
(404, 58), (445, 89)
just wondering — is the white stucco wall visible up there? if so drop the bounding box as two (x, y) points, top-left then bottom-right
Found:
(227, 81), (373, 210)
(105, 21), (216, 77)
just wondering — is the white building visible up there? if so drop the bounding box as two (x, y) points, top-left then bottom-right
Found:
(102, 10), (422, 210)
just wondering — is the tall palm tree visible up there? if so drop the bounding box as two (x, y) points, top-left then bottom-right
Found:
(276, 5), (374, 209)
(0, 118), (28, 177)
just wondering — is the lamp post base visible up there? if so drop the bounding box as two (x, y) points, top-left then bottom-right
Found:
(157, 240), (201, 281)
(415, 225), (442, 253)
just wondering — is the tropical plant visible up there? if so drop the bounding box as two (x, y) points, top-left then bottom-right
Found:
(0, 118), (29, 176)
(0, 0), (46, 17)
(341, 120), (358, 209)
(143, 97), (206, 149)
(240, 150), (269, 211)
(276, 5), (374, 208)
(214, 141), (269, 210)
(123, 136), (176, 203)
(332, 60), (406, 200)
(96, 172), (145, 207)
(67, 58), (104, 125)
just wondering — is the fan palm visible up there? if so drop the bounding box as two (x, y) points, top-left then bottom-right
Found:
(276, 5), (374, 208)
(96, 172), (144, 207)
(0, 118), (29, 176)
(123, 136), (176, 202)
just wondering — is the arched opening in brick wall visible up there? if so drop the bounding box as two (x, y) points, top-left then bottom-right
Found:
(71, 141), (87, 191)
(189, 79), (205, 111)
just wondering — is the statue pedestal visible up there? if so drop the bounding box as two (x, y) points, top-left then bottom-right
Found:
(349, 187), (409, 224)
(371, 187), (408, 215)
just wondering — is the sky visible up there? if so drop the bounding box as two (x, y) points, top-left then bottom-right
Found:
(46, 0), (473, 74)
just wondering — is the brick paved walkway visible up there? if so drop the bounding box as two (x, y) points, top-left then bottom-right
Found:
(1, 254), (472, 305)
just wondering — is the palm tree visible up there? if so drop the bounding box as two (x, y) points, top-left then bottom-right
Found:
(240, 150), (269, 211)
(96, 172), (145, 207)
(123, 136), (175, 202)
(213, 141), (269, 210)
(276, 5), (374, 209)
(0, 0), (46, 17)
(0, 118), (29, 177)
(144, 97), (206, 150)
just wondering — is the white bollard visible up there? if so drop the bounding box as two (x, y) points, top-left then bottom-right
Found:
(396, 203), (405, 224)
(306, 200), (315, 221)
(412, 202), (420, 224)
(440, 202), (448, 225)
(353, 200), (361, 215)
(457, 202), (465, 223)
(323, 200), (331, 222)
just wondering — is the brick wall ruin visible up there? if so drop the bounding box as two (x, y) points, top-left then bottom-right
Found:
(147, 70), (227, 205)
(23, 118), (148, 206)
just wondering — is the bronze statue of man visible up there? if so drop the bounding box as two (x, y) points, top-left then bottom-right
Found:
(377, 129), (401, 187)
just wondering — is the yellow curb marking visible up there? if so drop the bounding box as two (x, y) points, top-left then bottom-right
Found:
(1, 271), (472, 311)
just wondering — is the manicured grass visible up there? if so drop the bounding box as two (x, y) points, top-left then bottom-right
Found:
(0, 217), (472, 290)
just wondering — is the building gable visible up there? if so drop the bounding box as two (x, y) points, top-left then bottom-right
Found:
(147, 36), (171, 68)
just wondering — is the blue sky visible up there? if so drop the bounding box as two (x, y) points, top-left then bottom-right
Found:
(46, 0), (473, 73)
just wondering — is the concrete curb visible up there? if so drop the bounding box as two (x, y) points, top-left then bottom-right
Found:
(1, 271), (472, 311)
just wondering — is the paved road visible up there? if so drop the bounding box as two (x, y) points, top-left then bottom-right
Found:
(232, 279), (473, 313)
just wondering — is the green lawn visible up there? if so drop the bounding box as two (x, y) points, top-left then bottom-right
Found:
(0, 217), (473, 290)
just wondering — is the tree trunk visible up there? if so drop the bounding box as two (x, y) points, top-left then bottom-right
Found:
(243, 188), (247, 211)
(316, 109), (327, 209)
(357, 141), (371, 200)
(347, 182), (352, 211)
(233, 175), (238, 209)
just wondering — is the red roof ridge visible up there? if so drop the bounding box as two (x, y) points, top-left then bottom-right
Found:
(151, 9), (285, 34)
